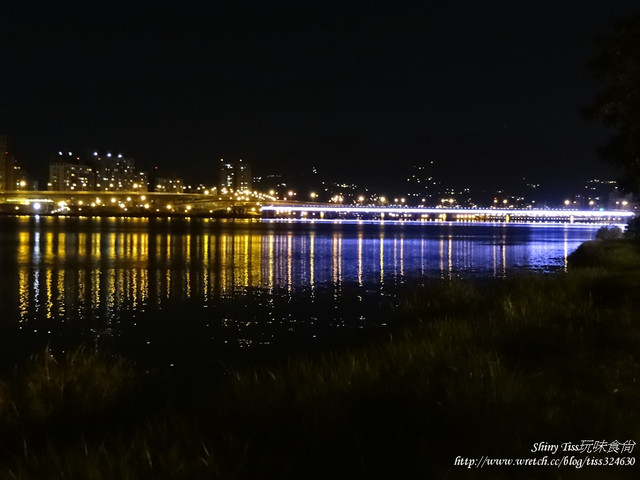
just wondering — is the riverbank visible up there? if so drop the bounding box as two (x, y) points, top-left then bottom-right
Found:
(1, 240), (639, 479)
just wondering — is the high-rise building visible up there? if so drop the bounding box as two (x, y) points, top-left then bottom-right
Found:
(48, 151), (148, 191)
(235, 159), (252, 192)
(49, 158), (96, 191)
(218, 158), (252, 192)
(219, 158), (235, 189)
(0, 134), (27, 191)
(92, 152), (147, 191)
(0, 134), (10, 191)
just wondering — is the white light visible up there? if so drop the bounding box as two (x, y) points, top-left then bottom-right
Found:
(107, 153), (112, 157)
(33, 203), (41, 211)
(260, 205), (636, 219)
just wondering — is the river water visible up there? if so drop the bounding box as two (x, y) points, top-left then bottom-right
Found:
(0, 215), (602, 367)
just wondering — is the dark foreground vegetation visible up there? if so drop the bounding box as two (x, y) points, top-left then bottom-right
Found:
(1, 238), (639, 479)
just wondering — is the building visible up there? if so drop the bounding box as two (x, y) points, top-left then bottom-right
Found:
(49, 158), (96, 191)
(219, 159), (235, 189)
(153, 175), (185, 193)
(92, 152), (147, 191)
(48, 151), (148, 192)
(235, 159), (252, 191)
(0, 137), (14, 191)
(0, 134), (29, 191)
(218, 158), (252, 192)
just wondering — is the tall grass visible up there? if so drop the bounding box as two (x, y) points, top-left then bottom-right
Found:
(1, 241), (640, 479)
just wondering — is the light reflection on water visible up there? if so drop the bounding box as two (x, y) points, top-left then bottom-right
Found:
(0, 216), (601, 327)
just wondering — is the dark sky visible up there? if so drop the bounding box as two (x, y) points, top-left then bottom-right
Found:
(2, 1), (639, 194)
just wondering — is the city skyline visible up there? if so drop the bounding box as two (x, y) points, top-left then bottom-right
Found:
(2, 1), (640, 195)
(0, 135), (632, 212)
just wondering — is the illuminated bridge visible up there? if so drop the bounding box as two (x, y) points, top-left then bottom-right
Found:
(0, 191), (635, 224)
(0, 190), (265, 216)
(261, 204), (635, 224)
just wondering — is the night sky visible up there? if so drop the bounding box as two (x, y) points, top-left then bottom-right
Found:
(2, 1), (639, 194)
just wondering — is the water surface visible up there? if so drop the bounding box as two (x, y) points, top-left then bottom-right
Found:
(0, 216), (601, 366)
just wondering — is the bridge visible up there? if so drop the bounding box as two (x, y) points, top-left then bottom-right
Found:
(0, 190), (265, 217)
(0, 191), (635, 224)
(260, 204), (635, 224)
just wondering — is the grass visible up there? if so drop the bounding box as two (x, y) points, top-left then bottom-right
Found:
(567, 237), (640, 271)
(1, 240), (640, 478)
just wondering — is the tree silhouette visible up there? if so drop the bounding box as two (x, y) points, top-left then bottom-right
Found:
(584, 13), (640, 195)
